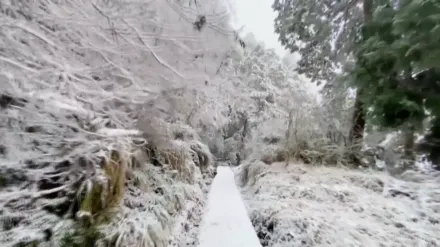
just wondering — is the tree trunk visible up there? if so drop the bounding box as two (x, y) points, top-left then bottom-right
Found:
(348, 89), (366, 148)
(348, 0), (373, 149)
(363, 0), (373, 23)
(285, 110), (294, 166)
(402, 123), (415, 164)
(401, 65), (415, 170)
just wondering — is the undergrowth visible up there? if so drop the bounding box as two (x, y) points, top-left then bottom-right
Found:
(237, 163), (440, 247)
(59, 150), (126, 247)
(249, 104), (371, 169)
(0, 0), (225, 246)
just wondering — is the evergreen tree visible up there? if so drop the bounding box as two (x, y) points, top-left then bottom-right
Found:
(273, 0), (440, 168)
(350, 0), (440, 167)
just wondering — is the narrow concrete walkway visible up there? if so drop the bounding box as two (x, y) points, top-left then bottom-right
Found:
(198, 166), (261, 247)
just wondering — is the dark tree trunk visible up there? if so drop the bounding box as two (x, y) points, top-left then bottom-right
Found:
(363, 0), (373, 23)
(348, 89), (366, 147)
(400, 123), (416, 171)
(348, 0), (373, 148)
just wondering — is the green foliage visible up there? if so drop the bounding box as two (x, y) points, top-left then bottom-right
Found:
(423, 114), (440, 168)
(59, 150), (126, 246)
(352, 0), (440, 118)
(349, 0), (440, 164)
(12, 241), (39, 247)
(274, 0), (440, 166)
(60, 225), (101, 247)
(274, 0), (440, 165)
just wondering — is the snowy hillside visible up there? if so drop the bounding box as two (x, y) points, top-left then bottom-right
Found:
(0, 0), (236, 246)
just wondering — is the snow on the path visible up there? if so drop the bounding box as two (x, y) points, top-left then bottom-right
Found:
(198, 166), (262, 247)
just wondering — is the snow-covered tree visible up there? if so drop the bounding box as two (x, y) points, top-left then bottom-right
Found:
(272, 0), (374, 151)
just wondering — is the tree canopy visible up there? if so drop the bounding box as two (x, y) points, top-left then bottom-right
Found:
(273, 0), (440, 167)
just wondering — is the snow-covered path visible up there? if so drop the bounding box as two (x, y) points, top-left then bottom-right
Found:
(198, 166), (262, 247)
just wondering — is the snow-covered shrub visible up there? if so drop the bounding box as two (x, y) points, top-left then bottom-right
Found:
(235, 160), (268, 187)
(240, 98), (357, 167)
(210, 40), (321, 165)
(240, 163), (440, 247)
(0, 91), (215, 246)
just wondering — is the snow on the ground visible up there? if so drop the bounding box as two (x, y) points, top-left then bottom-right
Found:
(198, 166), (262, 247)
(237, 161), (440, 247)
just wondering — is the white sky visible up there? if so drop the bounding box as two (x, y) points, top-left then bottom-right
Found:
(229, 0), (287, 56)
